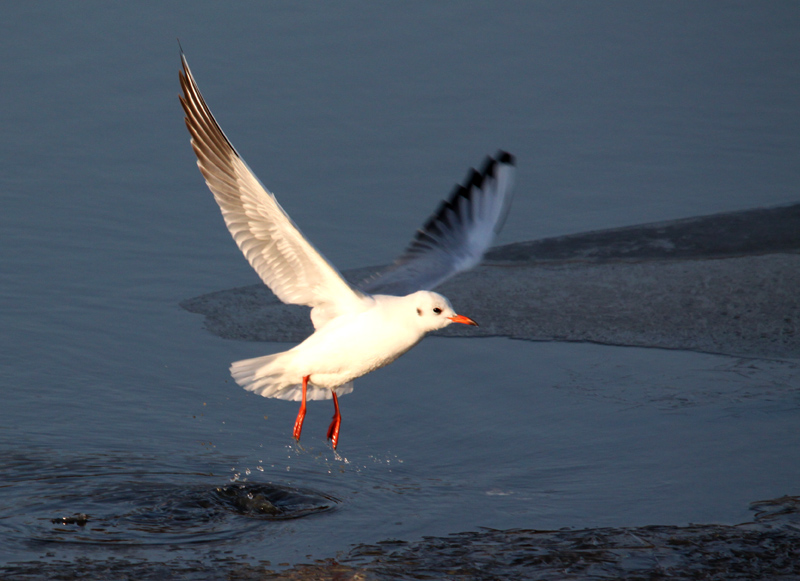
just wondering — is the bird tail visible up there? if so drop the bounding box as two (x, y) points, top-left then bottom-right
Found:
(229, 352), (353, 402)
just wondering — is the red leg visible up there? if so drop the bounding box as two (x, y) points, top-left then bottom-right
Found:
(293, 376), (309, 442)
(326, 390), (341, 449)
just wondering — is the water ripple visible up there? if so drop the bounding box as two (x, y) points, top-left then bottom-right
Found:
(0, 449), (338, 549)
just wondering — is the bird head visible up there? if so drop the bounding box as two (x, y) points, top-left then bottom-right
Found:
(410, 291), (478, 332)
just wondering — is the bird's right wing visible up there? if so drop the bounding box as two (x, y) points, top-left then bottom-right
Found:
(179, 53), (365, 327)
(361, 152), (515, 296)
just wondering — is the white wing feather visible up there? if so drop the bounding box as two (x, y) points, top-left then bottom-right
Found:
(179, 54), (365, 328)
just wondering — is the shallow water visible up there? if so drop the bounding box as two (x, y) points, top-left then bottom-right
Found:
(2, 2), (800, 577)
(2, 338), (799, 569)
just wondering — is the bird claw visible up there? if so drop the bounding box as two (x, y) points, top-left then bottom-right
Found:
(326, 416), (341, 449)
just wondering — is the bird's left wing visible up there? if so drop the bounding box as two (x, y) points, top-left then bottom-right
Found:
(179, 53), (365, 328)
(361, 152), (515, 296)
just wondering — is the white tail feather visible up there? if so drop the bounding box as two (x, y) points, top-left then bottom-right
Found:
(230, 353), (353, 401)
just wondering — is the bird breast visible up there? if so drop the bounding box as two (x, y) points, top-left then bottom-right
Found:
(286, 303), (425, 388)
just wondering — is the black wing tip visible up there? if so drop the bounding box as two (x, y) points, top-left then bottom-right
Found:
(178, 40), (189, 69)
(178, 45), (192, 89)
(467, 167), (485, 190)
(443, 150), (516, 206)
(177, 46), (243, 163)
(496, 150), (515, 166)
(475, 151), (514, 182)
(396, 150), (515, 267)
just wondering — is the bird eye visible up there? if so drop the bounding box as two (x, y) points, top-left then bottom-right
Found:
(433, 307), (442, 314)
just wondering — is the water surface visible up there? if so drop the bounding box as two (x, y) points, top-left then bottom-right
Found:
(1, 2), (799, 577)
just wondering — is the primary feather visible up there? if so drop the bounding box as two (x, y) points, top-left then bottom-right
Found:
(180, 53), (364, 330)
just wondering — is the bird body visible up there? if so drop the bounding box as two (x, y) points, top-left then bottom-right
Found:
(232, 291), (459, 402)
(179, 51), (515, 448)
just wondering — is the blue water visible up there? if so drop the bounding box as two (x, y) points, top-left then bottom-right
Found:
(1, 1), (799, 572)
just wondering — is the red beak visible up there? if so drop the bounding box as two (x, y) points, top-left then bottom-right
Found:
(448, 314), (479, 326)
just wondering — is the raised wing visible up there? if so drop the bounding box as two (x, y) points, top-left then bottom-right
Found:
(179, 53), (365, 328)
(361, 152), (516, 295)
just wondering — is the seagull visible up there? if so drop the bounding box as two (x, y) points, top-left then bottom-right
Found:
(179, 52), (515, 449)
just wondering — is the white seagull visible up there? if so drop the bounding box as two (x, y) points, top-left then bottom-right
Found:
(179, 53), (515, 449)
